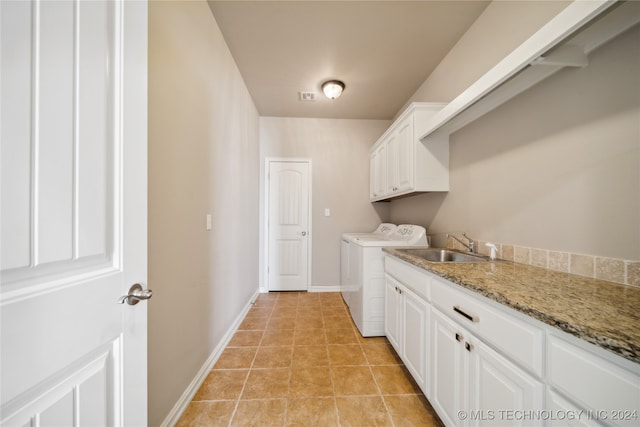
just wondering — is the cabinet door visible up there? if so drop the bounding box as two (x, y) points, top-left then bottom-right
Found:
(370, 144), (386, 200)
(468, 338), (544, 427)
(385, 133), (398, 195)
(431, 308), (467, 426)
(548, 335), (640, 427)
(384, 275), (402, 351)
(395, 117), (414, 192)
(369, 152), (376, 199)
(547, 391), (600, 427)
(402, 286), (429, 393)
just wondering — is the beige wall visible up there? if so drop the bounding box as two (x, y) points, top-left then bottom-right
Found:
(390, 23), (640, 260)
(400, 0), (570, 110)
(148, 1), (260, 425)
(260, 118), (391, 289)
(146, 1), (638, 422)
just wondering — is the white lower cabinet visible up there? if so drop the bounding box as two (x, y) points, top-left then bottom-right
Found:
(431, 308), (544, 426)
(547, 334), (640, 427)
(384, 274), (429, 393)
(384, 254), (640, 427)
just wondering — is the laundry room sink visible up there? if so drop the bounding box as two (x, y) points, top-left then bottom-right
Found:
(402, 248), (490, 263)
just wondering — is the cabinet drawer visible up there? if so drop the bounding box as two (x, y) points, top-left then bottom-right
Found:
(547, 391), (600, 427)
(431, 278), (543, 376)
(384, 256), (430, 301)
(548, 335), (640, 426)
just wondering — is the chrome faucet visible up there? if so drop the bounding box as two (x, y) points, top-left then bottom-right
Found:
(447, 232), (475, 253)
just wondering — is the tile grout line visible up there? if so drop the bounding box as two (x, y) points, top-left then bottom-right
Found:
(225, 308), (270, 427)
(181, 292), (436, 426)
(230, 294), (279, 426)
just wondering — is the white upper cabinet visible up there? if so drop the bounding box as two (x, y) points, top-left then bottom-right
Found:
(370, 1), (640, 203)
(370, 102), (447, 201)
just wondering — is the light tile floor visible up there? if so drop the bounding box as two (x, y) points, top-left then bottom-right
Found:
(177, 291), (443, 426)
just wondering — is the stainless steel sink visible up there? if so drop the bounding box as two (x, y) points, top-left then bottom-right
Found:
(403, 248), (489, 263)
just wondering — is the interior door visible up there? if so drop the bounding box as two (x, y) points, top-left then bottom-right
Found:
(0, 1), (148, 425)
(267, 160), (310, 291)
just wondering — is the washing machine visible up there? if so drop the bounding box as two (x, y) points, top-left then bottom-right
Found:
(340, 224), (428, 337)
(341, 223), (397, 240)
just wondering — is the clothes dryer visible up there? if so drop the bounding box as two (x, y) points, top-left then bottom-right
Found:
(340, 224), (428, 337)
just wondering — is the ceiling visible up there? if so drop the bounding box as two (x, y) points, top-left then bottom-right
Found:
(207, 1), (490, 120)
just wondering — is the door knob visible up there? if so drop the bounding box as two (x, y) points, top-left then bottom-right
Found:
(301, 231), (307, 236)
(118, 283), (153, 305)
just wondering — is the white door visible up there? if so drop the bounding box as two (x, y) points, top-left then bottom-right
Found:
(0, 1), (148, 425)
(267, 160), (310, 291)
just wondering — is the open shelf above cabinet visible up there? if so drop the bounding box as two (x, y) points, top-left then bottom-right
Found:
(419, 0), (640, 142)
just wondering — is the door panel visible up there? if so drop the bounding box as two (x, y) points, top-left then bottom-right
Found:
(470, 339), (544, 426)
(1, 0), (115, 292)
(385, 134), (397, 195)
(2, 336), (119, 427)
(431, 309), (466, 426)
(267, 161), (310, 291)
(384, 276), (401, 350)
(395, 118), (414, 192)
(1, 1), (148, 425)
(403, 287), (428, 390)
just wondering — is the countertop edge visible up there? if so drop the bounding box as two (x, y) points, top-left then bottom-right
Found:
(384, 248), (640, 365)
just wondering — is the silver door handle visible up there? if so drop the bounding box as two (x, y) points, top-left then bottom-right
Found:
(118, 283), (153, 305)
(301, 231), (307, 236)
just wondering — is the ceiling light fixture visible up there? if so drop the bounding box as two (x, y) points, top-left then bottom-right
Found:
(321, 80), (345, 100)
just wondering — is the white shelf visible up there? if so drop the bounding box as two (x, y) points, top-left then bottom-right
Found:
(419, 0), (640, 141)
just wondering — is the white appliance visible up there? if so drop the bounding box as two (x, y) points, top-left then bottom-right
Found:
(341, 224), (428, 337)
(341, 223), (397, 240)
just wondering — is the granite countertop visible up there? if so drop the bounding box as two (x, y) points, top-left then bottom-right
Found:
(384, 247), (640, 365)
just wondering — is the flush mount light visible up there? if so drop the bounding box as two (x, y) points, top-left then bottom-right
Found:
(321, 80), (345, 100)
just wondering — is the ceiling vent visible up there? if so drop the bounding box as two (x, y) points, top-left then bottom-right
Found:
(299, 91), (316, 101)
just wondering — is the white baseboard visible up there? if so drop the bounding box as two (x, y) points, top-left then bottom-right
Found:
(159, 288), (260, 427)
(259, 285), (341, 293)
(309, 285), (341, 292)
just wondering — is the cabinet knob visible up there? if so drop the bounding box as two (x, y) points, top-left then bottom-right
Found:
(465, 342), (473, 352)
(455, 333), (463, 342)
